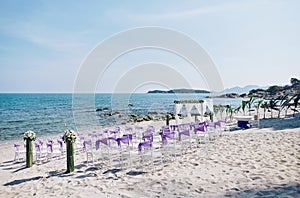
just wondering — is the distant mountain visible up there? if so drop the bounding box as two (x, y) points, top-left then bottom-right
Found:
(223, 85), (269, 94)
(147, 89), (210, 94)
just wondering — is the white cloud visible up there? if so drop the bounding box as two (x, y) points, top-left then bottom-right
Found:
(115, 0), (266, 23)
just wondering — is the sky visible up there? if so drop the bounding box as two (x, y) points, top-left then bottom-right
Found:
(0, 0), (299, 93)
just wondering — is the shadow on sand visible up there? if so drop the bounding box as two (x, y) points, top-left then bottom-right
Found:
(259, 113), (300, 130)
(225, 183), (300, 197)
(3, 176), (43, 186)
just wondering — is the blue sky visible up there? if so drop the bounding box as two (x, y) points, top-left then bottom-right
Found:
(0, 0), (299, 93)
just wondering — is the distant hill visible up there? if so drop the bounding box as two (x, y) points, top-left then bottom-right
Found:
(223, 85), (269, 94)
(147, 89), (210, 94)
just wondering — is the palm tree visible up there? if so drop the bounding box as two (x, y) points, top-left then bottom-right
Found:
(241, 100), (247, 115)
(213, 105), (220, 119)
(277, 94), (289, 118)
(281, 95), (295, 117)
(234, 105), (241, 116)
(292, 93), (300, 117)
(247, 95), (256, 115)
(225, 105), (234, 121)
(219, 105), (225, 119)
(261, 101), (269, 119)
(268, 98), (278, 118)
(254, 99), (264, 119)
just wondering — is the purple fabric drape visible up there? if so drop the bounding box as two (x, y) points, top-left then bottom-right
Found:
(195, 124), (206, 133)
(142, 132), (153, 142)
(159, 132), (175, 145)
(138, 141), (152, 153)
(14, 144), (20, 151)
(83, 140), (92, 152)
(116, 136), (130, 147)
(178, 130), (190, 141)
(35, 143), (41, 153)
(57, 139), (63, 149)
(47, 143), (53, 152)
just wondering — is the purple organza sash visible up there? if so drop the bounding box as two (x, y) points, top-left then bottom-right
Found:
(195, 124), (206, 133)
(138, 141), (152, 153)
(83, 140), (92, 152)
(57, 139), (63, 148)
(116, 136), (130, 147)
(88, 132), (97, 138)
(142, 132), (153, 142)
(14, 144), (20, 151)
(35, 143), (41, 153)
(95, 140), (101, 150)
(79, 135), (85, 141)
(170, 125), (178, 131)
(159, 132), (175, 145)
(38, 139), (43, 146)
(47, 143), (53, 152)
(179, 130), (190, 141)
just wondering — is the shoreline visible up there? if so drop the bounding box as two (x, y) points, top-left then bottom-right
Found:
(0, 115), (300, 197)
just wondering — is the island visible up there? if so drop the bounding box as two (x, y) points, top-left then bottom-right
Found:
(147, 89), (210, 94)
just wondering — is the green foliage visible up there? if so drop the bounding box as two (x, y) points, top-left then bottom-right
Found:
(260, 101), (269, 119)
(225, 105), (234, 120)
(241, 100), (247, 115)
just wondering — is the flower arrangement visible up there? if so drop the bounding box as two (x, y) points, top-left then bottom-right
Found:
(63, 130), (76, 143)
(23, 130), (36, 141)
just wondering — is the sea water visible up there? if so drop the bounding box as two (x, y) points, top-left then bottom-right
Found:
(0, 93), (243, 141)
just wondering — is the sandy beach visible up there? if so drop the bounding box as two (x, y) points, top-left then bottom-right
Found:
(0, 115), (300, 198)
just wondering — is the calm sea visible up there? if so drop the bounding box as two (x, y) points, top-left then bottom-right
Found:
(0, 93), (243, 141)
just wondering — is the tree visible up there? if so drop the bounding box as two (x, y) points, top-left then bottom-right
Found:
(277, 94), (289, 118)
(225, 105), (234, 121)
(292, 93), (300, 117)
(268, 98), (278, 118)
(254, 99), (264, 119)
(219, 105), (225, 119)
(247, 95), (256, 115)
(241, 100), (247, 115)
(234, 105), (241, 116)
(291, 78), (299, 86)
(261, 101), (269, 119)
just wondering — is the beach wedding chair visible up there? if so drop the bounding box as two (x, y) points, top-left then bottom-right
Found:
(34, 142), (48, 163)
(116, 135), (132, 169)
(206, 123), (217, 141)
(57, 139), (65, 154)
(46, 141), (61, 160)
(137, 140), (162, 172)
(83, 140), (94, 164)
(178, 124), (192, 155)
(159, 126), (178, 162)
(194, 123), (208, 144)
(14, 143), (26, 162)
(134, 125), (143, 143)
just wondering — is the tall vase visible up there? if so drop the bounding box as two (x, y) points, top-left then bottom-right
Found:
(66, 141), (74, 173)
(26, 139), (33, 168)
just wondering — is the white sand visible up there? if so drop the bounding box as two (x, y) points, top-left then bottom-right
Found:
(0, 116), (300, 197)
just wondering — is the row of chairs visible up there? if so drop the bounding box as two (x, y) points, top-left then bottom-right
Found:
(14, 138), (66, 163)
(13, 120), (228, 170)
(79, 120), (228, 172)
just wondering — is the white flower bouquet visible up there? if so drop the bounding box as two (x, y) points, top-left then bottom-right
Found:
(23, 130), (36, 141)
(63, 130), (76, 143)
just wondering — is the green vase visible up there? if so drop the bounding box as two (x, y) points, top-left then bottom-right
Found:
(26, 139), (33, 168)
(66, 141), (74, 173)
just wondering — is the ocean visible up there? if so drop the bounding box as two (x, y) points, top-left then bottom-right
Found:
(0, 93), (244, 141)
